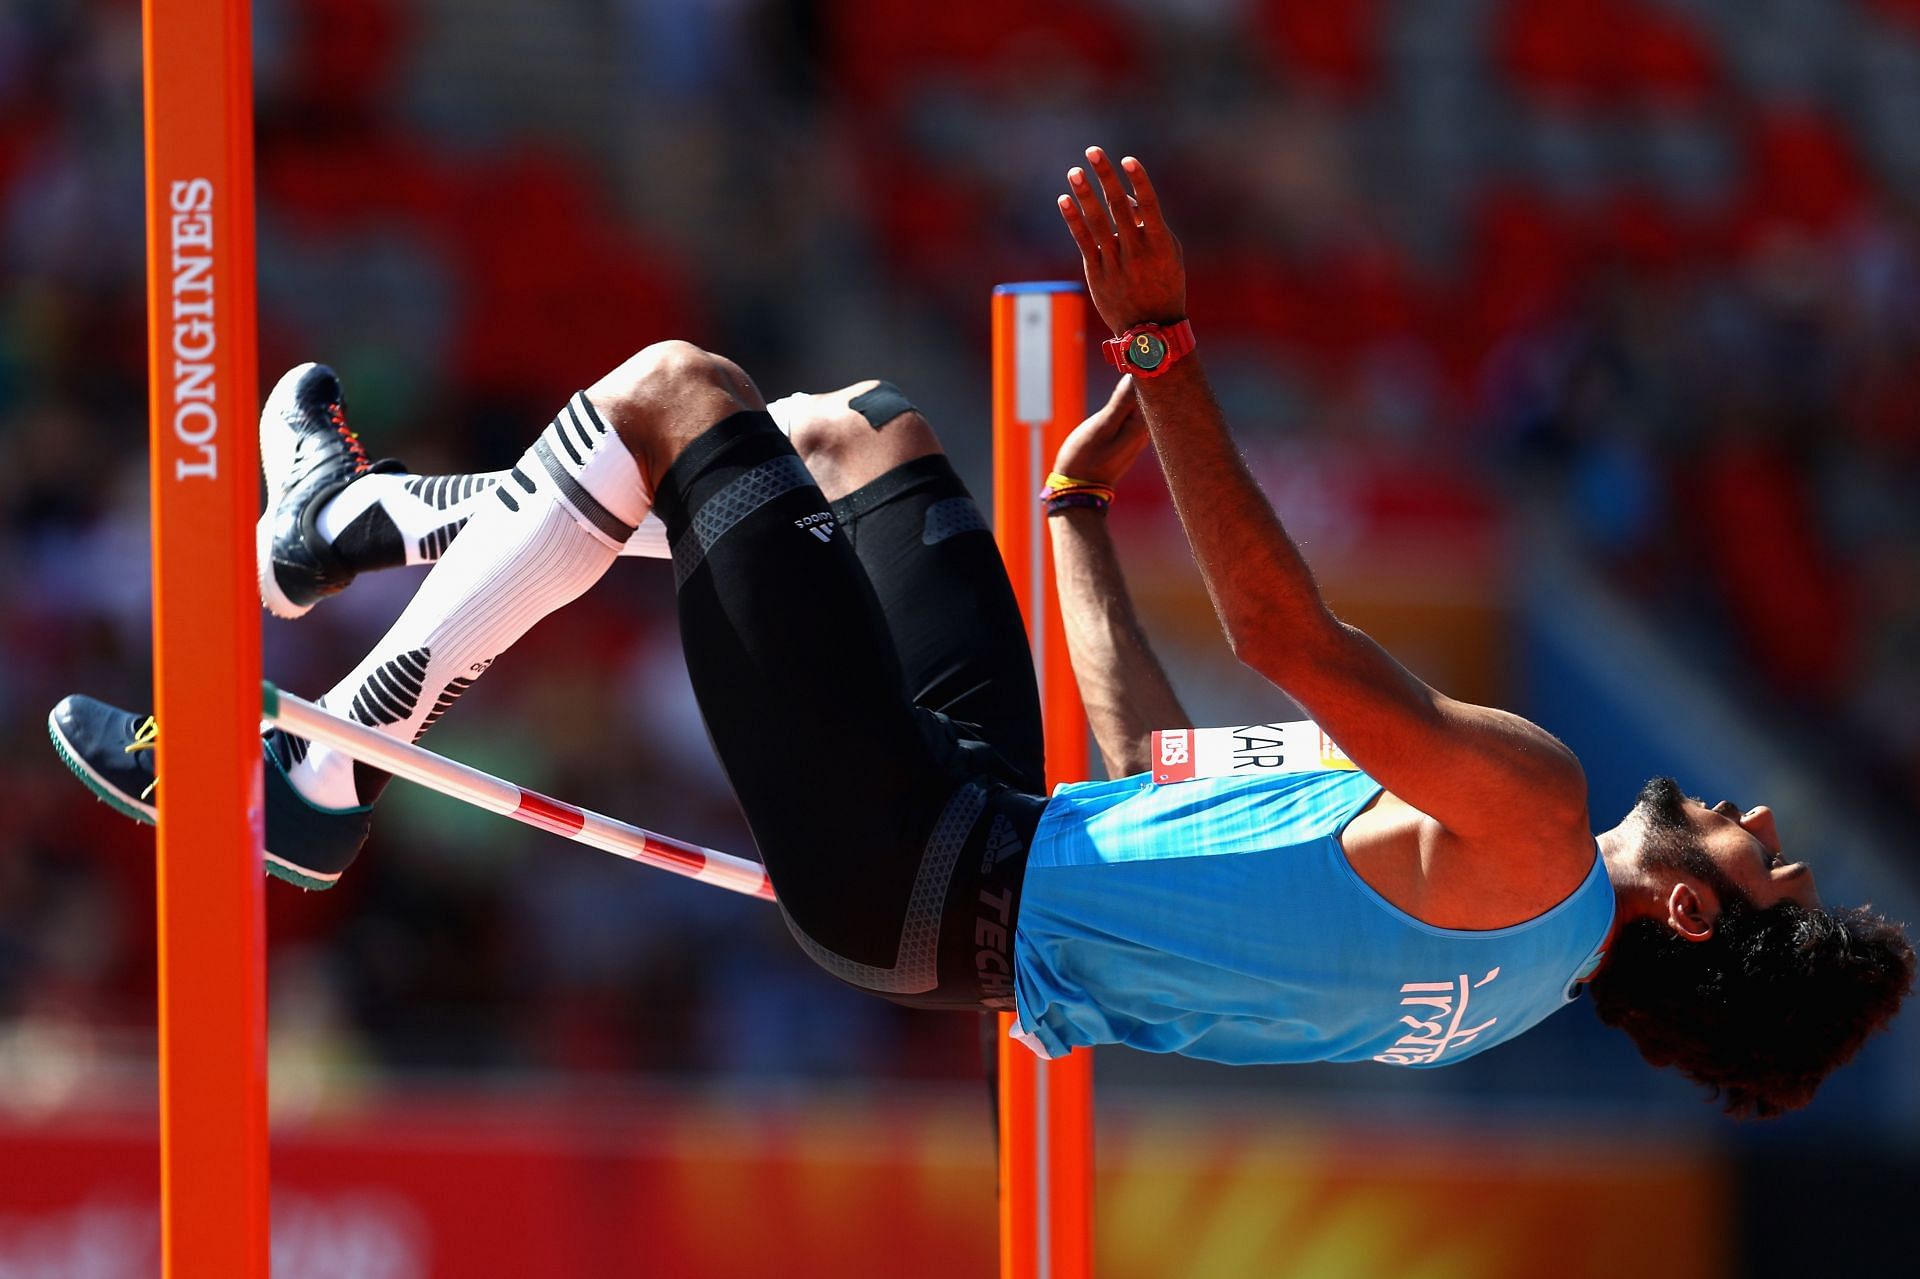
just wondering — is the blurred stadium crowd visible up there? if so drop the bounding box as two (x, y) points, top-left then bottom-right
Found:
(3, 0), (1918, 1101)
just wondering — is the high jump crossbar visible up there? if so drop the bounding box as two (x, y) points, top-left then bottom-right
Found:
(262, 684), (774, 901)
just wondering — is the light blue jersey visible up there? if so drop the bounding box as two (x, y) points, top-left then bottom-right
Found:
(1011, 768), (1615, 1067)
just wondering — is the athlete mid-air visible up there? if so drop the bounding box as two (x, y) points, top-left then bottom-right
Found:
(51, 149), (1911, 1116)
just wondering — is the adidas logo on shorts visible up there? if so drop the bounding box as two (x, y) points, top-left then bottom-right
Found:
(979, 814), (1023, 873)
(793, 511), (836, 542)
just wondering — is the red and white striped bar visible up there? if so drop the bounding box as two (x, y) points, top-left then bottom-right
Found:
(263, 682), (774, 902)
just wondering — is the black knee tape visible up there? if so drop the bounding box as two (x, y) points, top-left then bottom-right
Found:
(849, 381), (917, 430)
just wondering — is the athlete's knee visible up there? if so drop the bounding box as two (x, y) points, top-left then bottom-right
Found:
(595, 340), (761, 414)
(786, 380), (941, 499)
(587, 341), (765, 483)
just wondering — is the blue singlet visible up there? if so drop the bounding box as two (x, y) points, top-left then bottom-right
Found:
(1011, 768), (1615, 1067)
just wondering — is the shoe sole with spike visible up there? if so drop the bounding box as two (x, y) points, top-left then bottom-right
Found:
(48, 694), (371, 891)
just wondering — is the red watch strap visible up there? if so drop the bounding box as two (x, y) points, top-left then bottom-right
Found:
(1102, 320), (1197, 376)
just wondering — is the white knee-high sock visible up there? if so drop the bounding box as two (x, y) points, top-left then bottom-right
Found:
(286, 392), (651, 809)
(320, 469), (672, 563)
(308, 389), (813, 571)
(318, 470), (507, 565)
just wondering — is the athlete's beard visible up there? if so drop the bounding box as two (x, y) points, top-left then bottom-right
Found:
(1631, 776), (1739, 902)
(1635, 776), (1693, 838)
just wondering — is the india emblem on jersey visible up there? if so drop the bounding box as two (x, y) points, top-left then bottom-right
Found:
(1372, 968), (1502, 1066)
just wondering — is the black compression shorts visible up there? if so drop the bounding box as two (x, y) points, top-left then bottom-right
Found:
(651, 410), (1048, 1011)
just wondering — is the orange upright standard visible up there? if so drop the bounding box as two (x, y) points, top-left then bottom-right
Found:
(141, 0), (269, 1274)
(991, 283), (1096, 1279)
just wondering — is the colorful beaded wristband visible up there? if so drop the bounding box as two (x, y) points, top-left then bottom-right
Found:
(1040, 470), (1115, 516)
(1045, 491), (1112, 515)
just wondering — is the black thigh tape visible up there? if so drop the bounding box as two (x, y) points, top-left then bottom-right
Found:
(849, 381), (917, 430)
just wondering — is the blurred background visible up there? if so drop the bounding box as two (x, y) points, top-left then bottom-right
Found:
(3, 0), (1919, 1274)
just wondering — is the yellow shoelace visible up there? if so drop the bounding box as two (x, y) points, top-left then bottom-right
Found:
(124, 715), (159, 800)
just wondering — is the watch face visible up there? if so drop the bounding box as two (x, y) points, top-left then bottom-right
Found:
(1127, 331), (1167, 371)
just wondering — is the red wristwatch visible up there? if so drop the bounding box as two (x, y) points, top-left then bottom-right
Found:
(1102, 319), (1196, 378)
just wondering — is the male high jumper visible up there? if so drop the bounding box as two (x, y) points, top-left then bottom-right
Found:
(52, 149), (1911, 1116)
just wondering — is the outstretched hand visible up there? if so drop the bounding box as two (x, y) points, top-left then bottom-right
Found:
(1053, 375), (1150, 488)
(1056, 148), (1187, 337)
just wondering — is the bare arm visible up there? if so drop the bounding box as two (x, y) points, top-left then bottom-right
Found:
(1052, 510), (1189, 776)
(1056, 148), (1588, 848)
(1046, 377), (1188, 775)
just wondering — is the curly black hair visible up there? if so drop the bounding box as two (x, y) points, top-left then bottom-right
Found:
(1588, 892), (1914, 1118)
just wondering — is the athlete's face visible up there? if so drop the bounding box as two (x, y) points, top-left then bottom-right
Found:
(1633, 776), (1819, 912)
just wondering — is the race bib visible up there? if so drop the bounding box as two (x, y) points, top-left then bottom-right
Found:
(1151, 720), (1356, 784)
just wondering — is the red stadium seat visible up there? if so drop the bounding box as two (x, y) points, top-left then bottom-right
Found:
(1256, 0), (1386, 99)
(826, 0), (1139, 109)
(1498, 0), (1718, 108)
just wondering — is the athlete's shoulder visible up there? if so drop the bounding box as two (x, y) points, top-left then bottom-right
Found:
(1370, 794), (1599, 930)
